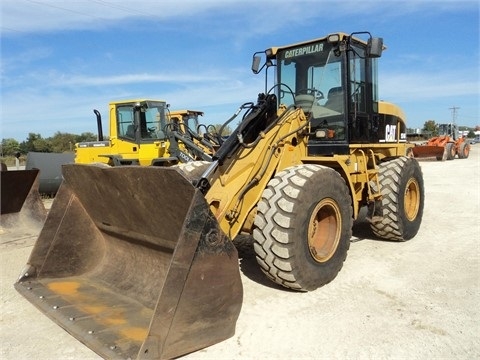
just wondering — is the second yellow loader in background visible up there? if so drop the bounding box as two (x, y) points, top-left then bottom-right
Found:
(75, 102), (217, 166)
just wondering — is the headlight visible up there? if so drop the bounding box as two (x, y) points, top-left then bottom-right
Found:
(316, 130), (327, 138)
(327, 34), (340, 44)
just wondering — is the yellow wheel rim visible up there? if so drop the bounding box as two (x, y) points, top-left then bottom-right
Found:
(404, 178), (420, 221)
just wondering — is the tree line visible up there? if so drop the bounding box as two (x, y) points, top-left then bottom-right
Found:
(1, 132), (97, 157)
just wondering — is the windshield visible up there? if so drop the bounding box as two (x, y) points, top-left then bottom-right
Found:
(117, 101), (168, 141)
(277, 40), (344, 115)
(277, 40), (345, 139)
(143, 101), (168, 139)
(183, 113), (200, 134)
(438, 124), (452, 136)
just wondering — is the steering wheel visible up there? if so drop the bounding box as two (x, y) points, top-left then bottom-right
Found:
(296, 88), (324, 101)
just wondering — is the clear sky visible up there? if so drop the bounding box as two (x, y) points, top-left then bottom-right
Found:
(1, 0), (479, 142)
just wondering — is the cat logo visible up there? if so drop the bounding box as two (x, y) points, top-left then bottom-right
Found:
(385, 124), (397, 142)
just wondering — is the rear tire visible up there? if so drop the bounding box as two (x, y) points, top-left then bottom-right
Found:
(370, 157), (424, 241)
(253, 164), (352, 291)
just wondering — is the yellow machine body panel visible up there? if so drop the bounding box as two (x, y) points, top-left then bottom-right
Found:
(205, 106), (309, 238)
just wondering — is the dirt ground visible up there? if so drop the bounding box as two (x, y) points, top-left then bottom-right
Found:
(1, 147), (479, 360)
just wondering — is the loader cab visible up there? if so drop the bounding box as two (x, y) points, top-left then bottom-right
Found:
(254, 32), (387, 156)
(183, 111), (204, 133)
(116, 100), (169, 143)
(168, 110), (204, 137)
(437, 123), (458, 139)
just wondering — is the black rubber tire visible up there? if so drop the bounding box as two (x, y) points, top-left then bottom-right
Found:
(445, 143), (455, 160)
(370, 157), (424, 241)
(253, 164), (352, 291)
(171, 161), (210, 181)
(458, 142), (470, 159)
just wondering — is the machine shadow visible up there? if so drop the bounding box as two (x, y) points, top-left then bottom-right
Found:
(351, 206), (377, 243)
(233, 235), (294, 291)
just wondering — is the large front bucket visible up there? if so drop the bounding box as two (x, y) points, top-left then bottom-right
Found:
(1, 168), (47, 232)
(15, 164), (243, 359)
(411, 145), (445, 160)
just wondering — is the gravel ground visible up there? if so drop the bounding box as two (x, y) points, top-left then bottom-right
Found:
(1, 147), (479, 360)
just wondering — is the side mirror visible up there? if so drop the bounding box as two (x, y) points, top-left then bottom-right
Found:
(251, 55), (262, 74)
(368, 37), (383, 58)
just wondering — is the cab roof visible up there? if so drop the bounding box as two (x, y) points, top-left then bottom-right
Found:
(266, 32), (383, 58)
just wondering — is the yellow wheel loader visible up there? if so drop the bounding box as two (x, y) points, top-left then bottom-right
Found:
(15, 32), (424, 359)
(75, 100), (214, 166)
(168, 109), (223, 154)
(164, 109), (220, 160)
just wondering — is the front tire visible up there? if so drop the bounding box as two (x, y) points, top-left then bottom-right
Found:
(253, 164), (353, 291)
(458, 142), (470, 159)
(445, 143), (455, 160)
(370, 157), (424, 241)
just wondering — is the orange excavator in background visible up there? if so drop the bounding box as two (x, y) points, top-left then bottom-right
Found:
(412, 123), (470, 160)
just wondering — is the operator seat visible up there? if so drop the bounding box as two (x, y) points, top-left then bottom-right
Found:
(295, 94), (315, 113)
(324, 87), (344, 113)
(126, 124), (135, 138)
